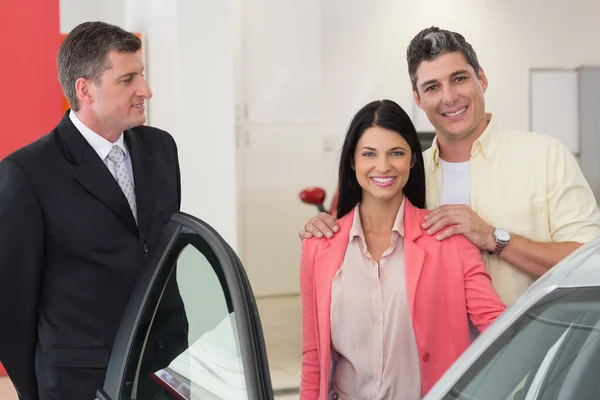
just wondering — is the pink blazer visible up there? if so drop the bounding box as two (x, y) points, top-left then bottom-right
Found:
(299, 199), (506, 399)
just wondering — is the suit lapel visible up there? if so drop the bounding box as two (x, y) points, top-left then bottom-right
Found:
(314, 238), (348, 327)
(125, 129), (154, 243)
(58, 112), (138, 235)
(403, 200), (426, 319)
(313, 211), (352, 358)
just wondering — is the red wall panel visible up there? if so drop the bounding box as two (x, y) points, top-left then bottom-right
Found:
(0, 0), (61, 378)
(0, 0), (63, 160)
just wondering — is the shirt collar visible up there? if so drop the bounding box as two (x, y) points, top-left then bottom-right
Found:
(428, 113), (500, 171)
(69, 110), (128, 162)
(349, 198), (405, 243)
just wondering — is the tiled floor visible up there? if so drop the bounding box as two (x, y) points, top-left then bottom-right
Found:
(0, 295), (302, 400)
(256, 295), (302, 400)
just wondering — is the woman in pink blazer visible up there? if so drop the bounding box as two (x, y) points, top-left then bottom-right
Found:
(299, 100), (506, 400)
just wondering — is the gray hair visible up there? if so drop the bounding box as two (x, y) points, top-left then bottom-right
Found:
(406, 27), (480, 93)
(57, 21), (141, 111)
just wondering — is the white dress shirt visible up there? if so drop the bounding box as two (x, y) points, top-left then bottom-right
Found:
(69, 110), (135, 186)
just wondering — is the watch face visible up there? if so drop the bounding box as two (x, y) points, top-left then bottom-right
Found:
(495, 228), (511, 242)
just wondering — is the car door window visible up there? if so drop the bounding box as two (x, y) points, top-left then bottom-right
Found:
(98, 214), (273, 400)
(440, 287), (600, 400)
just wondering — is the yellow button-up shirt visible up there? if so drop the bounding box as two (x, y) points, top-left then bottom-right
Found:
(424, 114), (600, 305)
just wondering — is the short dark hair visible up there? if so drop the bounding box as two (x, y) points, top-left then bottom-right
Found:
(407, 26), (480, 93)
(337, 99), (426, 218)
(57, 21), (142, 111)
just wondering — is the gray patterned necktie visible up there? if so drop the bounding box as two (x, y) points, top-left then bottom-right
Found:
(107, 145), (138, 224)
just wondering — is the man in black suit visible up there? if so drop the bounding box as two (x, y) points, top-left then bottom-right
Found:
(0, 21), (188, 399)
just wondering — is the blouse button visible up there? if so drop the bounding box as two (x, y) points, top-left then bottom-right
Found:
(423, 352), (430, 362)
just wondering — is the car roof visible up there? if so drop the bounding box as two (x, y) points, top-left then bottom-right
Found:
(519, 235), (600, 301)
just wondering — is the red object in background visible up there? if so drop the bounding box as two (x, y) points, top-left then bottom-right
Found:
(0, 0), (61, 377)
(299, 187), (326, 206)
(299, 186), (339, 217)
(0, 0), (63, 160)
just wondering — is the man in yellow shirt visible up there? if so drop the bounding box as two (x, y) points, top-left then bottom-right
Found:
(300, 27), (600, 305)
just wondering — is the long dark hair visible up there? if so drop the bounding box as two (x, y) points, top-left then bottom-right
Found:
(336, 99), (426, 218)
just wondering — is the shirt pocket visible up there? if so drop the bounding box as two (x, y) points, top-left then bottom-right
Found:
(48, 345), (110, 368)
(487, 195), (548, 239)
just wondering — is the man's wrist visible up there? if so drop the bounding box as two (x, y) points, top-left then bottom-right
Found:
(485, 231), (497, 253)
(488, 227), (512, 256)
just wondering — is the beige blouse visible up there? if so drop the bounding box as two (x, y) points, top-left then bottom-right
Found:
(330, 200), (422, 399)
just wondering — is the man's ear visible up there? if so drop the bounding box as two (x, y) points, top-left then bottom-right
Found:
(75, 77), (95, 106)
(478, 67), (488, 93)
(413, 88), (423, 110)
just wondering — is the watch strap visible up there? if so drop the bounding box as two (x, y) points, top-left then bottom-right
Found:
(488, 229), (509, 256)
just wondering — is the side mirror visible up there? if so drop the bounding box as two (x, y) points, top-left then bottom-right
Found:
(299, 187), (326, 213)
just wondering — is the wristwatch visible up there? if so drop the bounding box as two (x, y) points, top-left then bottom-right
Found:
(489, 228), (511, 256)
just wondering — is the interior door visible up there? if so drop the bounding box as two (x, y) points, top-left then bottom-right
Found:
(96, 212), (273, 400)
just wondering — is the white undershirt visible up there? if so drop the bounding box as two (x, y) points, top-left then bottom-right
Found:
(440, 158), (480, 340)
(439, 158), (471, 206)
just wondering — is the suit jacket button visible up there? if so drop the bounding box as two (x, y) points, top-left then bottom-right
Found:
(143, 244), (149, 253)
(423, 352), (430, 362)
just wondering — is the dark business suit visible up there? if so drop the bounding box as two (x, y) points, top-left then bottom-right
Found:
(0, 112), (188, 399)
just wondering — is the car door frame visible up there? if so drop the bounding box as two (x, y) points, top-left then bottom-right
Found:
(97, 212), (273, 400)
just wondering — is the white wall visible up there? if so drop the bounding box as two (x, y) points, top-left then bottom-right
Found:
(322, 0), (600, 142)
(60, 0), (125, 32)
(175, 0), (238, 250)
(237, 0), (327, 296)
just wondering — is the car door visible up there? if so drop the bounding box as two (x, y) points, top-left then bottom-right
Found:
(96, 212), (274, 400)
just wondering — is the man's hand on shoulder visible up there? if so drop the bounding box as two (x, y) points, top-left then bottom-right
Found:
(299, 212), (339, 240)
(422, 204), (496, 251)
